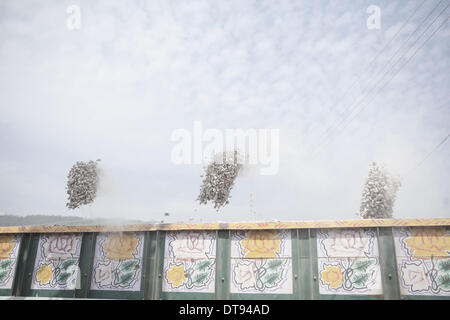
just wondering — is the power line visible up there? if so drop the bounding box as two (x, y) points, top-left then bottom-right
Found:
(361, 0), (444, 94)
(316, 0), (428, 142)
(407, 132), (450, 175)
(313, 3), (449, 156)
(315, 11), (449, 157)
(314, 1), (447, 155)
(366, 0), (429, 71)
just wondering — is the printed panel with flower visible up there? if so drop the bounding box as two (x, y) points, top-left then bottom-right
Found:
(230, 230), (292, 294)
(317, 228), (382, 295)
(90, 232), (144, 291)
(163, 231), (216, 293)
(0, 234), (22, 290)
(394, 227), (450, 296)
(31, 233), (82, 290)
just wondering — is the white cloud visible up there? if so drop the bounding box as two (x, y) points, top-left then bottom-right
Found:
(0, 0), (449, 221)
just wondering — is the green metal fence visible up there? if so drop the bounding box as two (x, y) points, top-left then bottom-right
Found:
(0, 224), (449, 300)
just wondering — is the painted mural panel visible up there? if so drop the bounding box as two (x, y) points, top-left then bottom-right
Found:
(0, 234), (22, 290)
(90, 232), (144, 291)
(31, 233), (82, 290)
(317, 228), (382, 295)
(394, 227), (450, 296)
(162, 231), (216, 293)
(230, 230), (292, 294)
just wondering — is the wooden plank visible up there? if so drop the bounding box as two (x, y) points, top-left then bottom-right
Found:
(1, 218), (449, 234)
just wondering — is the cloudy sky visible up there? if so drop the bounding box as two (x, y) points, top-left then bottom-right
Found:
(0, 0), (449, 223)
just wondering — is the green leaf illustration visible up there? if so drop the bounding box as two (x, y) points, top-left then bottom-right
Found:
(353, 259), (375, 273)
(437, 274), (450, 290)
(437, 260), (450, 273)
(0, 270), (10, 283)
(0, 260), (13, 271)
(191, 271), (210, 287)
(351, 273), (370, 289)
(60, 259), (77, 272)
(56, 272), (72, 285)
(120, 259), (140, 273)
(118, 271), (135, 287)
(263, 272), (282, 288)
(266, 259), (285, 272)
(194, 260), (214, 272)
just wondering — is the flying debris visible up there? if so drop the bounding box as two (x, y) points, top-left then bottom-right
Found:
(359, 162), (402, 219)
(197, 151), (242, 211)
(66, 160), (100, 210)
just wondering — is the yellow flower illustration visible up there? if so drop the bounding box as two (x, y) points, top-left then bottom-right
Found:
(404, 227), (450, 258)
(103, 232), (138, 261)
(321, 265), (343, 289)
(0, 235), (16, 259)
(240, 230), (282, 258)
(166, 264), (187, 288)
(36, 264), (53, 285)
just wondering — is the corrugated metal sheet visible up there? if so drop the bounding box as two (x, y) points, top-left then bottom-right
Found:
(0, 219), (448, 300)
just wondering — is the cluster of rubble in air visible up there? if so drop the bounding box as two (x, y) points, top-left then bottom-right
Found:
(197, 151), (243, 211)
(66, 160), (100, 210)
(359, 162), (402, 219)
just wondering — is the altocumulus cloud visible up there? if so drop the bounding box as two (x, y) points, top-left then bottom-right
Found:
(0, 0), (448, 222)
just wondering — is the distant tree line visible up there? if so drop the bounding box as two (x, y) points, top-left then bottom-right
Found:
(0, 214), (145, 227)
(0, 214), (85, 226)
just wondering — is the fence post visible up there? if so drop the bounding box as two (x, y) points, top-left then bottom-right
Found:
(75, 232), (96, 298)
(297, 229), (312, 300)
(11, 233), (32, 297)
(215, 230), (230, 300)
(377, 227), (401, 300)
